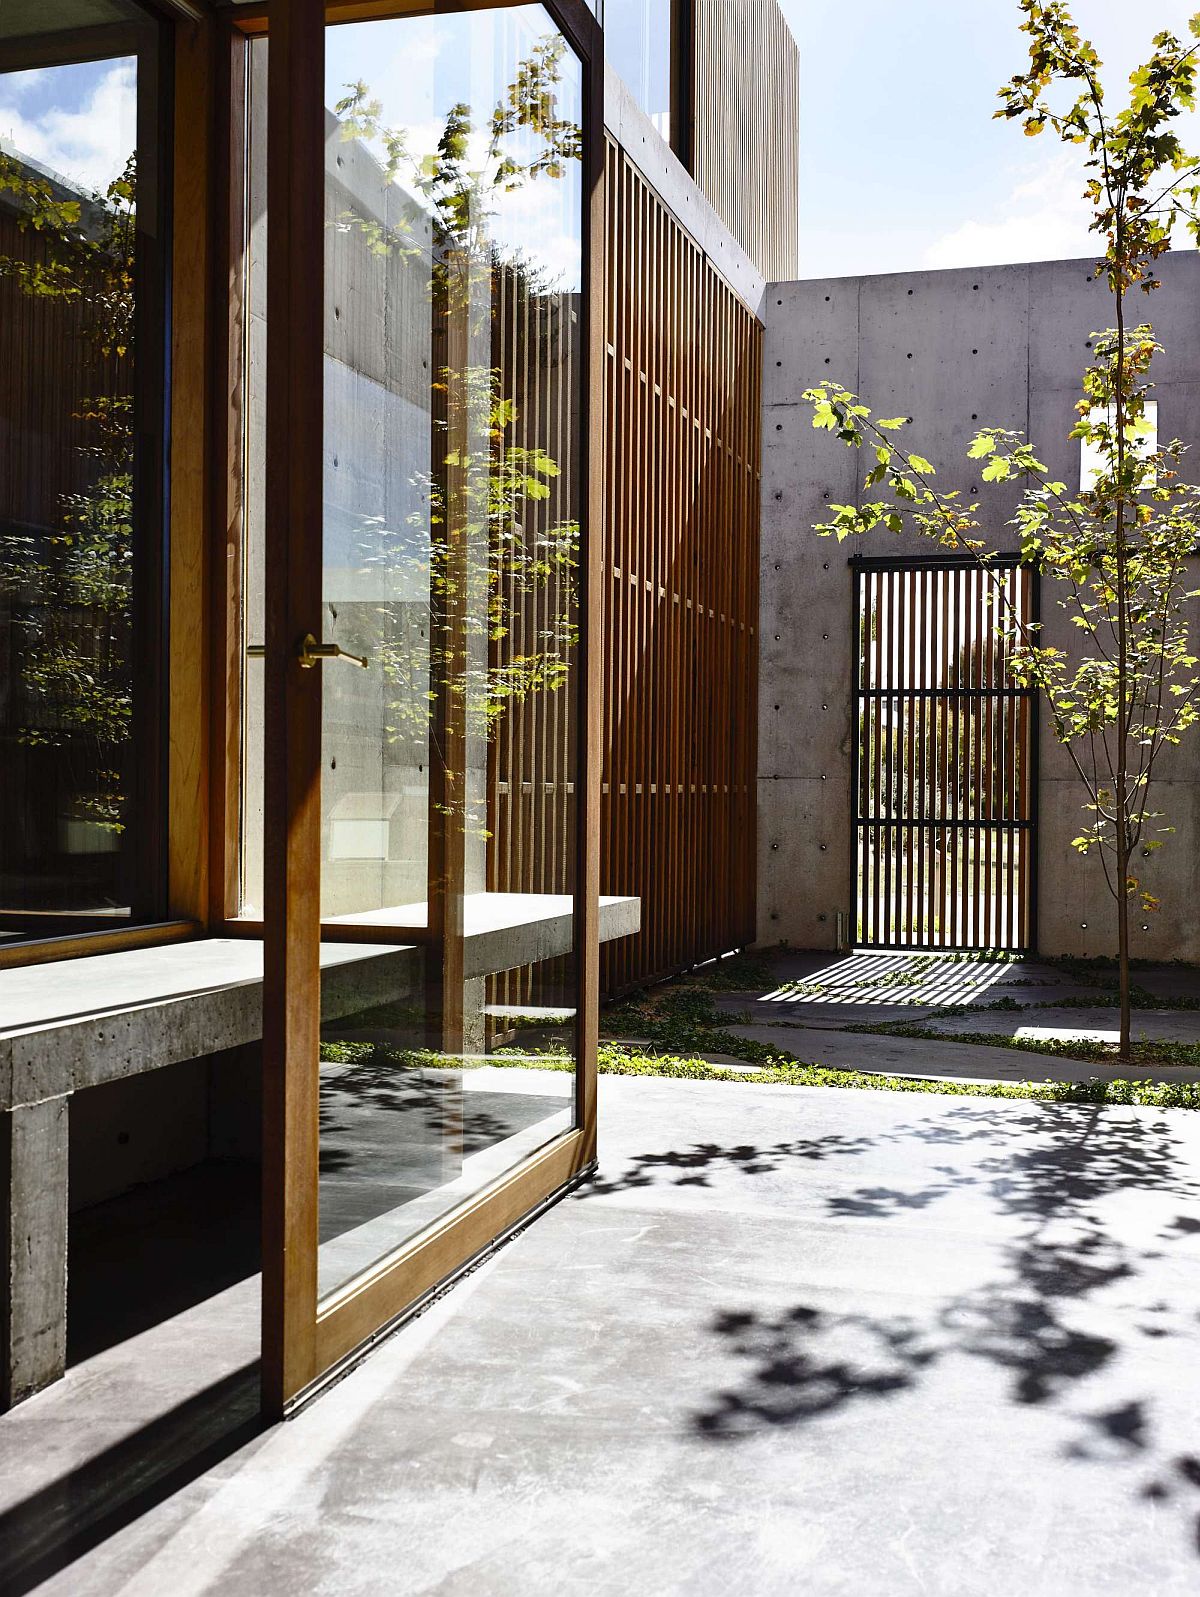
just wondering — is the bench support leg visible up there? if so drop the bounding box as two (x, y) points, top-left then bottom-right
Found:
(1, 1097), (69, 1409)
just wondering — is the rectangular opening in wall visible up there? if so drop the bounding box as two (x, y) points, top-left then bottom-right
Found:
(852, 558), (1037, 953)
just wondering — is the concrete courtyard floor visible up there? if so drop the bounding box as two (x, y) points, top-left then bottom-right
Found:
(5, 1073), (1200, 1595)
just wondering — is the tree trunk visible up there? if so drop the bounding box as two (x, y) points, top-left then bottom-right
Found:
(1112, 255), (1132, 1064)
(1116, 823), (1132, 1061)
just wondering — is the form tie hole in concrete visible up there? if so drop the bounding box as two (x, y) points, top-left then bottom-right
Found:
(973, 283), (979, 290)
(907, 352), (913, 359)
(907, 288), (913, 295)
(824, 357), (831, 364)
(972, 348), (978, 355)
(825, 294), (830, 302)
(972, 413), (978, 421)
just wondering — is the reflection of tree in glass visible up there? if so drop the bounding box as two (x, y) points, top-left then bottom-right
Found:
(0, 153), (136, 833)
(332, 38), (581, 781)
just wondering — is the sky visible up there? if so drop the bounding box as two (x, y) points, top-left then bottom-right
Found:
(776, 0), (1200, 279)
(0, 58), (135, 195)
(0, 7), (581, 290)
(4, 3), (1196, 289)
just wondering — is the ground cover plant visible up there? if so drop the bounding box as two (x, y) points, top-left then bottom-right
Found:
(321, 945), (1200, 1111)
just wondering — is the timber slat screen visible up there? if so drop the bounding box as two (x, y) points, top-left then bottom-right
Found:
(486, 265), (580, 1022)
(690, 0), (799, 280)
(852, 559), (1036, 952)
(601, 137), (761, 996)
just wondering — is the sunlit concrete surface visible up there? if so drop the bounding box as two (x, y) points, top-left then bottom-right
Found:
(4, 1075), (1200, 1596)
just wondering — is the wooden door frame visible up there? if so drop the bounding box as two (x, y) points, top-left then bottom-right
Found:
(241, 0), (603, 1415)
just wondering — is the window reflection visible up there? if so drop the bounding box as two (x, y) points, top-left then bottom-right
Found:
(0, 4), (163, 944)
(241, 5), (585, 1297)
(603, 0), (673, 144)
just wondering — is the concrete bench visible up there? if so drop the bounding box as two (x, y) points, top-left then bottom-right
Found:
(0, 892), (640, 1407)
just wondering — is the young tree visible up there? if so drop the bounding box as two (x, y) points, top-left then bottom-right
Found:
(802, 2), (1200, 1059)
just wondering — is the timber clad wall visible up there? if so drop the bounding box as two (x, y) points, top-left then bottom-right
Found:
(602, 136), (762, 995)
(691, 0), (799, 282)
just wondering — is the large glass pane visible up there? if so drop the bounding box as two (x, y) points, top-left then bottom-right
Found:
(603, 0), (672, 143)
(0, 2), (164, 944)
(242, 5), (584, 1299)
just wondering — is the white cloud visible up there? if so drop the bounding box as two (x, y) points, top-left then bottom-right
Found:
(0, 61), (136, 196)
(922, 150), (1101, 271)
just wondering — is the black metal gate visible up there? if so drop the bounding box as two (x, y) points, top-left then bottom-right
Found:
(851, 557), (1037, 951)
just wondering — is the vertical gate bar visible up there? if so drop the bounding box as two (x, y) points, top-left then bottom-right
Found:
(984, 569), (995, 948)
(1003, 571), (1016, 951)
(1021, 565), (1034, 948)
(937, 568), (947, 947)
(915, 569), (927, 945)
(1008, 567), (1018, 949)
(970, 565), (981, 948)
(952, 566), (962, 951)
(851, 564), (862, 943)
(886, 570), (897, 945)
(904, 568), (916, 944)
(872, 568), (884, 946)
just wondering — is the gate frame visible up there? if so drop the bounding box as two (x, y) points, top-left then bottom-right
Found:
(848, 552), (1040, 956)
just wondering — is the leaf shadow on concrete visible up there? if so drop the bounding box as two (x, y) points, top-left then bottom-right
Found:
(683, 1101), (1200, 1557)
(578, 1133), (877, 1195)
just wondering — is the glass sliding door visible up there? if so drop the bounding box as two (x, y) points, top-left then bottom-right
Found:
(241, 0), (601, 1413)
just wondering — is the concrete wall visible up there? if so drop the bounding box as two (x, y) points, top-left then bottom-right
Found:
(759, 252), (1200, 960)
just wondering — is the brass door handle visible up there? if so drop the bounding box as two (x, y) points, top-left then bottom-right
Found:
(245, 635), (370, 670)
(296, 633), (369, 670)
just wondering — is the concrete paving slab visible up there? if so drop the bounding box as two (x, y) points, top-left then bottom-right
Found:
(723, 1022), (1200, 1085)
(712, 994), (953, 1028)
(10, 1077), (1199, 1596)
(1134, 968), (1200, 1002)
(924, 1007), (1200, 1045)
